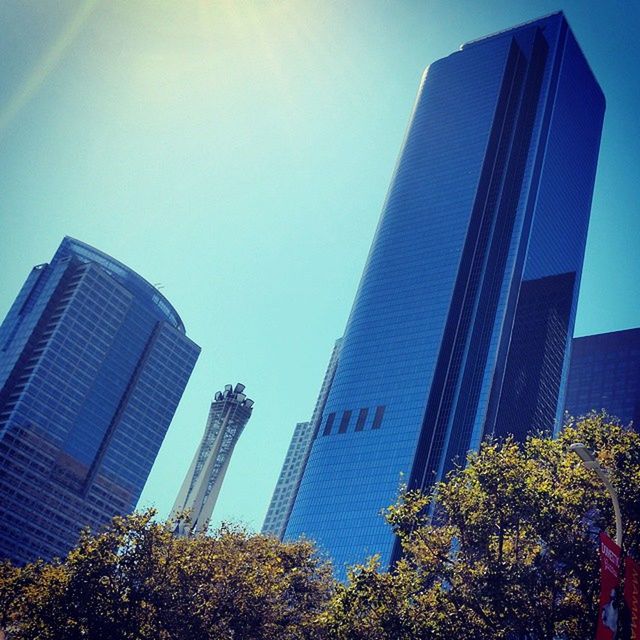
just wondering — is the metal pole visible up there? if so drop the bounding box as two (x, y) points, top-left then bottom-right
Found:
(569, 442), (622, 547)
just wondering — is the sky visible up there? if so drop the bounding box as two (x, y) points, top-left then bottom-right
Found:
(0, 0), (638, 532)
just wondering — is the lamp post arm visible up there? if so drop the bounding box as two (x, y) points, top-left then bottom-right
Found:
(569, 443), (623, 548)
(599, 473), (623, 548)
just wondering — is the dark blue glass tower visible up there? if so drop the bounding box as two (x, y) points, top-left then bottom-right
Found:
(0, 237), (200, 564)
(285, 13), (605, 575)
(565, 329), (640, 428)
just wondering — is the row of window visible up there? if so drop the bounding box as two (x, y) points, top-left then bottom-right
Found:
(322, 406), (385, 436)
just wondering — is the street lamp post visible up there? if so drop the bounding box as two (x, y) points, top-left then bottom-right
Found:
(569, 442), (622, 548)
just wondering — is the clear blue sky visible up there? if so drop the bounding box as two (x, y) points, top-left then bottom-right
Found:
(1, 0), (638, 532)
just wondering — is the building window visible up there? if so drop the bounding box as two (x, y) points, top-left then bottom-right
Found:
(355, 408), (368, 432)
(372, 406), (385, 430)
(322, 413), (336, 436)
(338, 410), (352, 434)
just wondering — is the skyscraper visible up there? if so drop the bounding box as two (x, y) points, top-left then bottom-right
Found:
(565, 329), (640, 428)
(0, 237), (200, 564)
(285, 13), (605, 574)
(262, 421), (312, 537)
(171, 384), (253, 534)
(262, 339), (342, 538)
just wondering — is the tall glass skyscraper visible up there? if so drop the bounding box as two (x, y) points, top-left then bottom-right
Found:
(171, 383), (253, 534)
(285, 13), (605, 575)
(0, 237), (200, 564)
(565, 329), (640, 428)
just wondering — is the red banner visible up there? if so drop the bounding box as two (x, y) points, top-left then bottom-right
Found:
(597, 531), (621, 640)
(625, 556), (640, 639)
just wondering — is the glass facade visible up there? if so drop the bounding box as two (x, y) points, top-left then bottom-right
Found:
(171, 384), (253, 534)
(565, 329), (640, 428)
(285, 13), (605, 576)
(262, 339), (342, 538)
(0, 237), (200, 564)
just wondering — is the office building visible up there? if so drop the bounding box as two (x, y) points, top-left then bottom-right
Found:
(171, 384), (253, 534)
(565, 328), (640, 427)
(262, 339), (342, 538)
(285, 13), (605, 574)
(262, 421), (312, 537)
(0, 237), (200, 564)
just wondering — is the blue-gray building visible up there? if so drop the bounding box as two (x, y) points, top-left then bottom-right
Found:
(262, 421), (313, 537)
(285, 13), (605, 575)
(263, 339), (342, 538)
(0, 237), (200, 564)
(565, 329), (640, 428)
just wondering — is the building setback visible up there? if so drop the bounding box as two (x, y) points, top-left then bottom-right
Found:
(285, 13), (605, 575)
(171, 384), (253, 534)
(262, 339), (342, 538)
(0, 237), (200, 564)
(565, 328), (640, 428)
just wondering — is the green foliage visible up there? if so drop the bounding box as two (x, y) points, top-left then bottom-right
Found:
(2, 414), (637, 640)
(0, 511), (333, 640)
(326, 413), (640, 640)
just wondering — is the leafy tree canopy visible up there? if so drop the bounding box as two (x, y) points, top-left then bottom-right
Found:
(324, 413), (640, 640)
(0, 511), (333, 640)
(2, 414), (637, 640)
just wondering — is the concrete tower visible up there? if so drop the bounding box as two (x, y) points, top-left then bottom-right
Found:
(171, 384), (253, 534)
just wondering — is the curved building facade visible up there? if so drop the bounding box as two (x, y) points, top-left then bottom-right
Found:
(285, 13), (605, 575)
(0, 237), (200, 564)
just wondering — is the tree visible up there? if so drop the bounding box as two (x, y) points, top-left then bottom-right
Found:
(2, 414), (638, 640)
(0, 510), (333, 640)
(324, 413), (640, 640)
